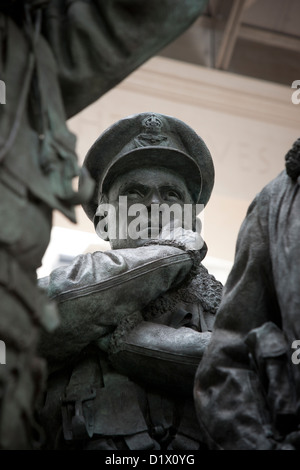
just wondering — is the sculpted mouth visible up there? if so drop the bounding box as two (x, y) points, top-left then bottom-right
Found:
(137, 225), (161, 239)
(147, 219), (162, 231)
(148, 223), (162, 233)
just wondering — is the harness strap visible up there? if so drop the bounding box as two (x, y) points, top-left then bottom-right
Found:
(62, 347), (102, 440)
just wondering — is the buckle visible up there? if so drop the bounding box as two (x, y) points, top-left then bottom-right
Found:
(61, 387), (96, 441)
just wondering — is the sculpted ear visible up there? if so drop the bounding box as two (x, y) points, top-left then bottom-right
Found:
(94, 201), (117, 242)
(94, 214), (110, 241)
(94, 200), (110, 241)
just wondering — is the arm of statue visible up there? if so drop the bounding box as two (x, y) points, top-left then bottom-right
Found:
(97, 229), (213, 398)
(194, 187), (284, 450)
(42, 0), (208, 118)
(38, 244), (194, 372)
(107, 320), (211, 398)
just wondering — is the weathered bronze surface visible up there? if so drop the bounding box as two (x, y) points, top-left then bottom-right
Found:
(37, 112), (223, 450)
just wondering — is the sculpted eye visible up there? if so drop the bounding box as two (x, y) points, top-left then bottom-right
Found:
(165, 189), (183, 200)
(124, 188), (144, 198)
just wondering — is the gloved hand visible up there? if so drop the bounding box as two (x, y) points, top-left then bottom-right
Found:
(139, 219), (204, 251)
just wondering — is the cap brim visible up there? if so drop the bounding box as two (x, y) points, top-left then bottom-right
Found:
(101, 146), (202, 203)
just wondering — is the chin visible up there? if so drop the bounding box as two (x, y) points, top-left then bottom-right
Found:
(110, 240), (141, 250)
(110, 239), (143, 250)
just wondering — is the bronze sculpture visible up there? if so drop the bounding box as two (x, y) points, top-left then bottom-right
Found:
(37, 112), (223, 450)
(194, 138), (300, 450)
(0, 0), (209, 450)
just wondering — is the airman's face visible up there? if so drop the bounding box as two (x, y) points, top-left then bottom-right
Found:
(97, 166), (195, 249)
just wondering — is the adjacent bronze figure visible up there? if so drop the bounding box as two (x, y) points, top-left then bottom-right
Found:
(194, 138), (300, 450)
(37, 112), (223, 450)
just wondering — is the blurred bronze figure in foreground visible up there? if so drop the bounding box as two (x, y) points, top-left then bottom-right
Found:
(0, 0), (208, 449)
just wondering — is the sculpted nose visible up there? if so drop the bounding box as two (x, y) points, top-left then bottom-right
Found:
(145, 190), (161, 208)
